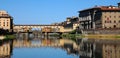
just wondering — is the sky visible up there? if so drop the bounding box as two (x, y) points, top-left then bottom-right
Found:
(0, 0), (120, 24)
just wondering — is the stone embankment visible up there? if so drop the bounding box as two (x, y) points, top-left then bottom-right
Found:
(82, 29), (120, 34)
(77, 29), (120, 39)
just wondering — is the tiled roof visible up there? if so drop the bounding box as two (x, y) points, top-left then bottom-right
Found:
(79, 6), (120, 12)
(99, 6), (120, 10)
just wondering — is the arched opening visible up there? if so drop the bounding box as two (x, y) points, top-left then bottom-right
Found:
(104, 27), (107, 29)
(113, 25), (116, 28)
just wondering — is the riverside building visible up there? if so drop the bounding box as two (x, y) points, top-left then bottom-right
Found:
(79, 3), (120, 29)
(0, 10), (13, 32)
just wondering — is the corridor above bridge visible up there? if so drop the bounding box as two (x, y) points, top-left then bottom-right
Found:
(13, 24), (64, 33)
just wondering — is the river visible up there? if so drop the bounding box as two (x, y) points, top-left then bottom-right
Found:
(0, 33), (80, 58)
(0, 33), (120, 58)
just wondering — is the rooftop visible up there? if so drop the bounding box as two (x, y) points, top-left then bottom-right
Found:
(79, 5), (120, 12)
(99, 6), (120, 10)
(0, 10), (12, 18)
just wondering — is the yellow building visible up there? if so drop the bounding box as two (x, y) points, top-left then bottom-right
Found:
(0, 10), (13, 32)
(79, 3), (120, 29)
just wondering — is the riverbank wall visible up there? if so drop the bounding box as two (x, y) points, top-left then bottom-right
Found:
(81, 29), (120, 34)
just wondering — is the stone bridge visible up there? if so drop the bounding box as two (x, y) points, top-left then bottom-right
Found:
(13, 24), (64, 33)
(13, 24), (74, 33)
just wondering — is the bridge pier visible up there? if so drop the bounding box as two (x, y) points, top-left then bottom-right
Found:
(43, 32), (49, 39)
(23, 33), (28, 39)
(42, 32), (62, 37)
(59, 32), (62, 36)
(16, 32), (32, 39)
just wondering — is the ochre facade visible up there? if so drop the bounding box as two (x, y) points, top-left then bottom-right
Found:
(0, 10), (13, 32)
(79, 5), (120, 29)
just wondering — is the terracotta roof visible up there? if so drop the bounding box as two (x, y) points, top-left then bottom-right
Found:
(99, 6), (120, 10)
(79, 6), (120, 12)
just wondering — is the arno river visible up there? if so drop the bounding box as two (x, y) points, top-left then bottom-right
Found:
(11, 39), (79, 58)
(0, 33), (120, 58)
(0, 33), (80, 58)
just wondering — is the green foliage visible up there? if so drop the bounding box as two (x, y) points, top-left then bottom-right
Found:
(69, 30), (76, 34)
(61, 33), (74, 41)
(115, 36), (120, 38)
(5, 35), (15, 39)
(69, 29), (82, 34)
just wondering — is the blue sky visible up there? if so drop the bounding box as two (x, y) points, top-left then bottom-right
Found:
(0, 0), (120, 24)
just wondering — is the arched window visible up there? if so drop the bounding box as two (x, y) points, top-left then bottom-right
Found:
(104, 27), (107, 29)
(105, 20), (107, 23)
(113, 25), (116, 28)
(119, 20), (120, 23)
(114, 20), (116, 23)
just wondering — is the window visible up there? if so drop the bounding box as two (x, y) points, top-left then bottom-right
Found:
(105, 20), (107, 23)
(114, 25), (116, 28)
(119, 20), (120, 23)
(114, 20), (116, 23)
(109, 20), (111, 23)
(105, 16), (107, 18)
(3, 22), (5, 26)
(110, 16), (111, 18)
(104, 27), (107, 29)
(114, 16), (116, 18)
(7, 22), (8, 26)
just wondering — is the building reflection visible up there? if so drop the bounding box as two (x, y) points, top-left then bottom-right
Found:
(14, 33), (80, 57)
(9, 33), (120, 58)
(13, 37), (79, 56)
(79, 39), (120, 58)
(102, 40), (120, 58)
(0, 39), (13, 58)
(13, 38), (78, 48)
(2, 34), (119, 58)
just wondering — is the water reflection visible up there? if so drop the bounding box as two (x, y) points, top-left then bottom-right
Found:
(13, 39), (78, 53)
(0, 39), (13, 58)
(11, 33), (79, 58)
(13, 39), (61, 48)
(1, 33), (120, 58)
(79, 38), (120, 58)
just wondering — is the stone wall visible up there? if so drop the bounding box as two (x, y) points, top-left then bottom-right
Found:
(82, 29), (120, 34)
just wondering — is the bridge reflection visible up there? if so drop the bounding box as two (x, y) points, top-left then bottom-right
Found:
(13, 37), (79, 56)
(13, 39), (78, 49)
(0, 38), (79, 58)
(13, 39), (61, 48)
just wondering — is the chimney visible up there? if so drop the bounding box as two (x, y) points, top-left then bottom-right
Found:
(118, 2), (120, 8)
